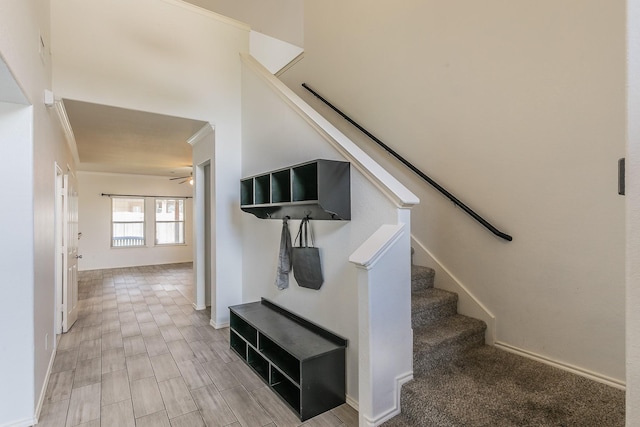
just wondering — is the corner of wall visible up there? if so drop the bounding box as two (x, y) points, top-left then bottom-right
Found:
(411, 235), (496, 344)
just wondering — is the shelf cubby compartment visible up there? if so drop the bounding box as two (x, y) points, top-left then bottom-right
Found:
(240, 179), (254, 206)
(271, 170), (291, 203)
(260, 334), (300, 384)
(240, 159), (350, 220)
(247, 346), (269, 382)
(292, 162), (318, 202)
(271, 367), (301, 411)
(230, 331), (247, 359)
(254, 174), (271, 205)
(230, 311), (258, 347)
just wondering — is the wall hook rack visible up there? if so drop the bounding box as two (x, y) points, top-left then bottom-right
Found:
(240, 159), (351, 220)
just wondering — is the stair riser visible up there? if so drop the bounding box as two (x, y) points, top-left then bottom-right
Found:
(411, 302), (458, 328)
(411, 274), (434, 291)
(411, 267), (435, 291)
(398, 387), (457, 427)
(413, 331), (485, 374)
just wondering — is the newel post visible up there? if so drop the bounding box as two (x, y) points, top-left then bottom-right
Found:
(350, 222), (413, 426)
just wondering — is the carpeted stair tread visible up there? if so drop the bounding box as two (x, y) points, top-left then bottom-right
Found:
(411, 288), (458, 328)
(413, 314), (486, 351)
(385, 345), (624, 427)
(412, 265), (435, 291)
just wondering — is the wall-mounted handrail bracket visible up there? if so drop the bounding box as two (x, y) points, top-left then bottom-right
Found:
(302, 83), (513, 242)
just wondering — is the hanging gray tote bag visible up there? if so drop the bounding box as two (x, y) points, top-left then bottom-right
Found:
(292, 217), (324, 290)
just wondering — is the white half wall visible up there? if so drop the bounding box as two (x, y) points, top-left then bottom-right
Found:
(77, 172), (194, 271)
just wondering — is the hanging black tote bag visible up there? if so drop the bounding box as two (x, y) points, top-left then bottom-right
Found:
(292, 217), (324, 290)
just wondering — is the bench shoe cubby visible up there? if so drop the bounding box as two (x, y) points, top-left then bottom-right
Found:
(229, 298), (347, 421)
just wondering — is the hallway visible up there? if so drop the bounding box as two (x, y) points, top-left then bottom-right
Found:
(38, 263), (357, 426)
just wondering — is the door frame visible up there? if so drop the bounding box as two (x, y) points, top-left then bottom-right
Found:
(54, 163), (64, 335)
(194, 160), (209, 310)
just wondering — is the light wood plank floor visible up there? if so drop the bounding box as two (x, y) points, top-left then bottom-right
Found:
(38, 263), (358, 427)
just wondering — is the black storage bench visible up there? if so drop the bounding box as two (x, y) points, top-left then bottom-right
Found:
(229, 298), (347, 421)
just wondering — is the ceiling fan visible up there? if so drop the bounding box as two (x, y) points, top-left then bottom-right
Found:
(169, 171), (193, 185)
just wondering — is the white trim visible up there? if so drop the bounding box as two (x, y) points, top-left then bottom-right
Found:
(54, 100), (80, 166)
(411, 235), (496, 344)
(187, 123), (214, 147)
(33, 346), (57, 424)
(275, 52), (305, 78)
(345, 394), (359, 412)
(210, 319), (230, 329)
(241, 53), (419, 209)
(494, 341), (625, 390)
(0, 417), (37, 427)
(361, 371), (413, 427)
(349, 223), (405, 269)
(158, 0), (250, 31)
(192, 302), (206, 310)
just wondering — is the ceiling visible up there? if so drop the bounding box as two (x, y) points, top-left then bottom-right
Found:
(63, 99), (208, 177)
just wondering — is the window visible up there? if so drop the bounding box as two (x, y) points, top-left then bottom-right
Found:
(112, 198), (145, 247)
(155, 199), (185, 245)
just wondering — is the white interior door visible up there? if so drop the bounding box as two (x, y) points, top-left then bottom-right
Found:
(62, 173), (79, 332)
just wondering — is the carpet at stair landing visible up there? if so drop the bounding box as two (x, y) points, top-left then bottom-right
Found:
(383, 344), (624, 427)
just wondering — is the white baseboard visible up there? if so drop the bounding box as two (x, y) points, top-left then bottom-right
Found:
(210, 319), (230, 329)
(345, 394), (359, 411)
(494, 341), (625, 390)
(192, 302), (206, 310)
(0, 417), (37, 427)
(33, 345), (57, 424)
(361, 371), (413, 427)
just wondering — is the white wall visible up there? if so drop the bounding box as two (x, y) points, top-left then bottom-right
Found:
(51, 0), (249, 327)
(250, 31), (303, 74)
(241, 58), (402, 405)
(0, 1), (74, 425)
(0, 102), (35, 427)
(627, 0), (640, 423)
(280, 0), (626, 384)
(77, 172), (194, 271)
(184, 0), (303, 47)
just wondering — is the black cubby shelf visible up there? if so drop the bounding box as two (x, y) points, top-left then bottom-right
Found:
(240, 159), (350, 220)
(229, 298), (348, 421)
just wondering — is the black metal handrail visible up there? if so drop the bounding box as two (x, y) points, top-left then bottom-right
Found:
(301, 83), (513, 242)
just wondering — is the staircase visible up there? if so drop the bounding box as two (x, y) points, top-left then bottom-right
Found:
(382, 266), (624, 427)
(409, 266), (486, 374)
(384, 265), (487, 426)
